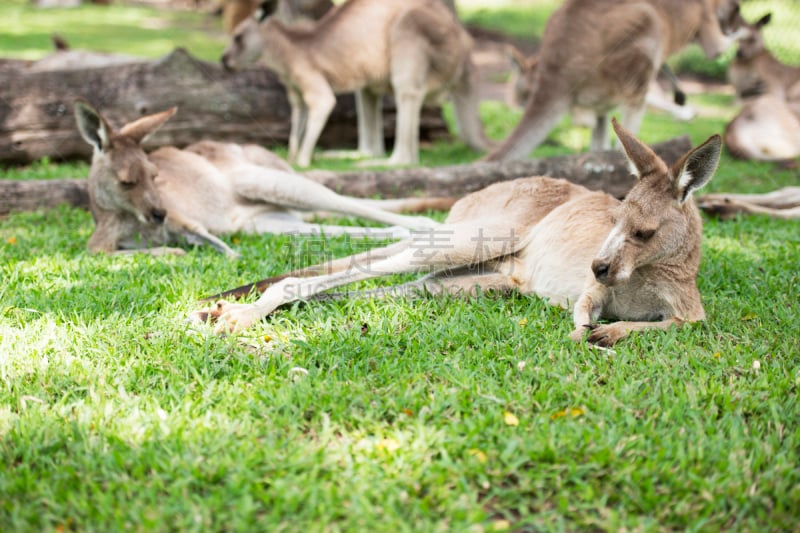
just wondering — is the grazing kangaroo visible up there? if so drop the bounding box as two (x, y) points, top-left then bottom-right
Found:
(74, 100), (447, 257)
(193, 120), (722, 347)
(487, 0), (743, 161)
(221, 0), (489, 167)
(724, 13), (800, 161)
(505, 46), (696, 124)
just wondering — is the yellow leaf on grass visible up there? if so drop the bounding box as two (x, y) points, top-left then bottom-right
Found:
(467, 448), (487, 463)
(503, 411), (519, 426)
(492, 519), (511, 531)
(551, 407), (585, 420)
(377, 438), (400, 452)
(742, 313), (757, 321)
(6, 236), (17, 245)
(713, 352), (721, 359)
(518, 317), (528, 327)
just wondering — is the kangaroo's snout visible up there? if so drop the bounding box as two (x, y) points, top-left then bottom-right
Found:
(221, 55), (233, 72)
(150, 207), (167, 224)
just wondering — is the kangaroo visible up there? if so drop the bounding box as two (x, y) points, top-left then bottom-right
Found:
(221, 0), (489, 168)
(505, 46), (696, 124)
(193, 119), (721, 347)
(486, 0), (743, 161)
(728, 13), (800, 105)
(724, 13), (800, 161)
(74, 100), (449, 257)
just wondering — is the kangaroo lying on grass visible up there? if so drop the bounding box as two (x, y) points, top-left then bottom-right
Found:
(505, 47), (697, 126)
(724, 13), (800, 161)
(486, 0), (744, 161)
(193, 119), (722, 347)
(221, 0), (489, 167)
(74, 100), (447, 257)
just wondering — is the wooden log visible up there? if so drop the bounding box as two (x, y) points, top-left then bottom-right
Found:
(306, 136), (692, 200)
(0, 47), (449, 164)
(0, 137), (691, 216)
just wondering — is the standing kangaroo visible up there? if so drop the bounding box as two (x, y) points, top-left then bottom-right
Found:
(505, 46), (697, 123)
(487, 0), (743, 161)
(194, 120), (722, 347)
(221, 0), (489, 167)
(724, 13), (800, 161)
(74, 100), (448, 257)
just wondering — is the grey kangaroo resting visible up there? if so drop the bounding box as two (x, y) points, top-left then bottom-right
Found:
(221, 0), (489, 167)
(487, 0), (743, 161)
(74, 100), (448, 257)
(193, 120), (722, 347)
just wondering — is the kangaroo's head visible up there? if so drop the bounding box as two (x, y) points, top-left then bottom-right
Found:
(735, 13), (771, 61)
(74, 99), (174, 226)
(221, 0), (279, 71)
(505, 45), (538, 109)
(591, 119), (721, 286)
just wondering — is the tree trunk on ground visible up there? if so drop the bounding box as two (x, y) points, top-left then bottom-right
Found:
(307, 136), (692, 200)
(0, 48), (449, 164)
(0, 137), (691, 216)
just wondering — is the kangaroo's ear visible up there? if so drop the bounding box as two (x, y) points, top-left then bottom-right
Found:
(505, 45), (528, 72)
(118, 107), (177, 145)
(612, 117), (664, 179)
(757, 13), (772, 28)
(671, 134), (721, 204)
(74, 99), (111, 152)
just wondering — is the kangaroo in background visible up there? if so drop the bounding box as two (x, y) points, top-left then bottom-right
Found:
(486, 0), (744, 161)
(505, 46), (697, 124)
(221, 0), (489, 167)
(193, 119), (722, 347)
(724, 13), (800, 161)
(74, 101), (449, 257)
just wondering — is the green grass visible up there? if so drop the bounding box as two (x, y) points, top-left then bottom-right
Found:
(2, 2), (800, 531)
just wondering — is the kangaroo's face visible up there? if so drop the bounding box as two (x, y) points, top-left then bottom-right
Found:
(593, 177), (691, 286)
(221, 17), (266, 71)
(591, 120), (721, 286)
(735, 13), (771, 61)
(89, 137), (166, 225)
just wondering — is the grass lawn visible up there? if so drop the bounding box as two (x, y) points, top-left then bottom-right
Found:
(1, 1), (800, 531)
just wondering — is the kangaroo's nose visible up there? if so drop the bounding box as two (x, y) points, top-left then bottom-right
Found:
(151, 208), (167, 224)
(592, 260), (610, 282)
(221, 55), (232, 72)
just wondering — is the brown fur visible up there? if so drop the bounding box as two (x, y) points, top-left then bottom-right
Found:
(724, 13), (800, 161)
(193, 120), (722, 347)
(505, 46), (697, 127)
(74, 101), (448, 257)
(221, 0), (488, 167)
(487, 0), (743, 161)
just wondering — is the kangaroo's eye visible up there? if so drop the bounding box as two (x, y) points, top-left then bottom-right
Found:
(633, 229), (655, 242)
(119, 181), (137, 190)
(234, 34), (243, 46)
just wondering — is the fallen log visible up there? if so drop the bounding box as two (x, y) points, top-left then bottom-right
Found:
(0, 47), (449, 164)
(306, 136), (692, 199)
(0, 136), (690, 216)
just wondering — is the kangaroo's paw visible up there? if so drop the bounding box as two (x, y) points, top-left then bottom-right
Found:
(584, 323), (627, 347)
(188, 300), (264, 334)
